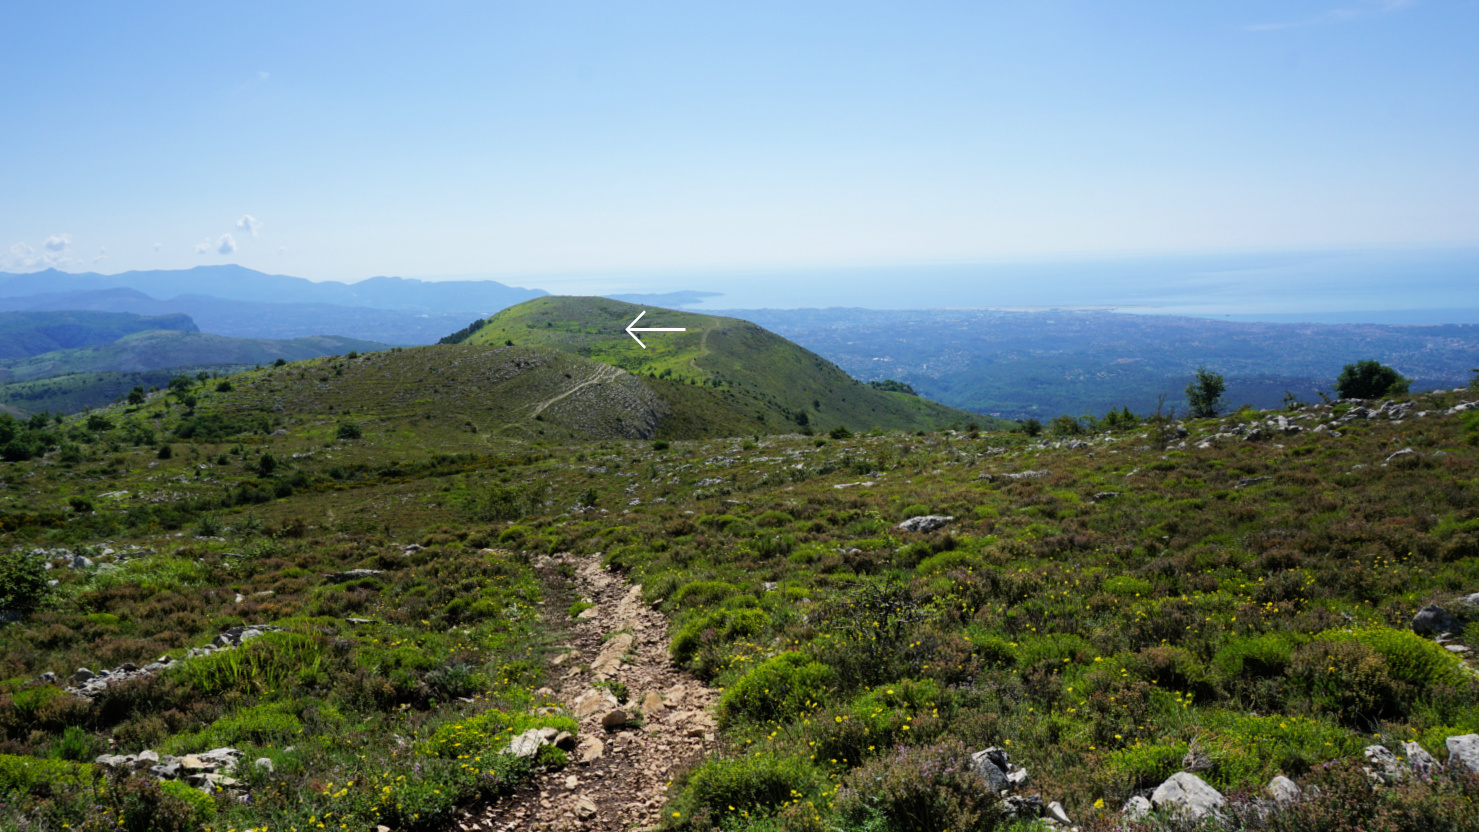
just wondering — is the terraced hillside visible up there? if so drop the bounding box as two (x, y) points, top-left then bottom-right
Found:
(460, 296), (999, 434)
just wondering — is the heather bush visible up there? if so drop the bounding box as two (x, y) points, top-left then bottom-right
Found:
(834, 739), (999, 832)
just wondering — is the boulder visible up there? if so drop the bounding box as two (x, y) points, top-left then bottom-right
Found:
(996, 794), (1043, 819)
(254, 757), (275, 774)
(1266, 776), (1301, 805)
(575, 795), (598, 820)
(554, 731), (578, 751)
(641, 690), (664, 712)
(507, 728), (548, 758)
(968, 747), (1009, 792)
(1364, 745), (1405, 785)
(1045, 801), (1071, 824)
(1385, 448), (1419, 465)
(325, 569), (383, 583)
(1150, 772), (1225, 820)
(1411, 605), (1462, 637)
(1402, 740), (1441, 773)
(575, 736), (604, 764)
(1121, 795), (1153, 820)
(601, 709), (629, 729)
(1448, 734), (1479, 773)
(897, 515), (954, 533)
(573, 689), (618, 718)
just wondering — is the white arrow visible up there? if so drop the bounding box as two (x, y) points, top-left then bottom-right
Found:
(624, 310), (686, 349)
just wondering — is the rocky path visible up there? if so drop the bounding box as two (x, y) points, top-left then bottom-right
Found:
(468, 553), (719, 832)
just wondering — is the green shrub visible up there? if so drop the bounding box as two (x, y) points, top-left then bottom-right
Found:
(0, 753), (90, 795)
(718, 652), (836, 729)
(1335, 359), (1410, 399)
(670, 608), (770, 666)
(672, 580), (741, 610)
(426, 708), (577, 758)
(1213, 631), (1305, 680)
(160, 702), (303, 754)
(915, 550), (980, 574)
(179, 632), (326, 696)
(1015, 632), (1094, 673)
(680, 750), (823, 821)
(829, 425), (853, 440)
(0, 548), (50, 612)
(1102, 575), (1153, 597)
(1287, 639), (1404, 723)
(53, 725), (101, 762)
(1321, 627), (1470, 688)
(336, 421), (363, 440)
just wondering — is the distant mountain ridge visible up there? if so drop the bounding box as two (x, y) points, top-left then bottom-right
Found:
(0, 266), (546, 316)
(0, 287), (466, 344)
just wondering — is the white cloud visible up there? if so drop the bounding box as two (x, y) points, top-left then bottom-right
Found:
(217, 234), (237, 255)
(154, 243), (163, 252)
(3, 240), (82, 271)
(236, 214), (263, 237)
(93, 245), (107, 264)
(195, 239), (212, 254)
(1247, 0), (1417, 31)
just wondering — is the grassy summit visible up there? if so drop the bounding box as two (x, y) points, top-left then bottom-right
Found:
(463, 296), (1000, 435)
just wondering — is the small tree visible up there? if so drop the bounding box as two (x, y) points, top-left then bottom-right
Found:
(1334, 360), (1409, 399)
(1185, 367), (1226, 418)
(1019, 418), (1043, 437)
(127, 386), (146, 406)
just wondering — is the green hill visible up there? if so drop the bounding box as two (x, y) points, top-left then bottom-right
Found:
(459, 296), (999, 434)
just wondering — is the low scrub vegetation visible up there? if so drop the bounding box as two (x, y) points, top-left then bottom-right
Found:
(0, 360), (1474, 830)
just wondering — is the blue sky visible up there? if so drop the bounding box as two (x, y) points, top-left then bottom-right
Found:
(2, 1), (1477, 292)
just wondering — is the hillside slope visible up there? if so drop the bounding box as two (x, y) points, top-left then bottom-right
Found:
(0, 310), (197, 359)
(0, 331), (388, 386)
(462, 296), (998, 433)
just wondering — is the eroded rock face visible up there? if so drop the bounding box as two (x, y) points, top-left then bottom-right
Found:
(1150, 771), (1225, 820)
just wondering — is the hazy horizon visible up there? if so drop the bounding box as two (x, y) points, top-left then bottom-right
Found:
(5, 2), (1477, 289)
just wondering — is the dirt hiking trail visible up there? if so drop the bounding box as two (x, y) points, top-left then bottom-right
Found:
(468, 553), (719, 831)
